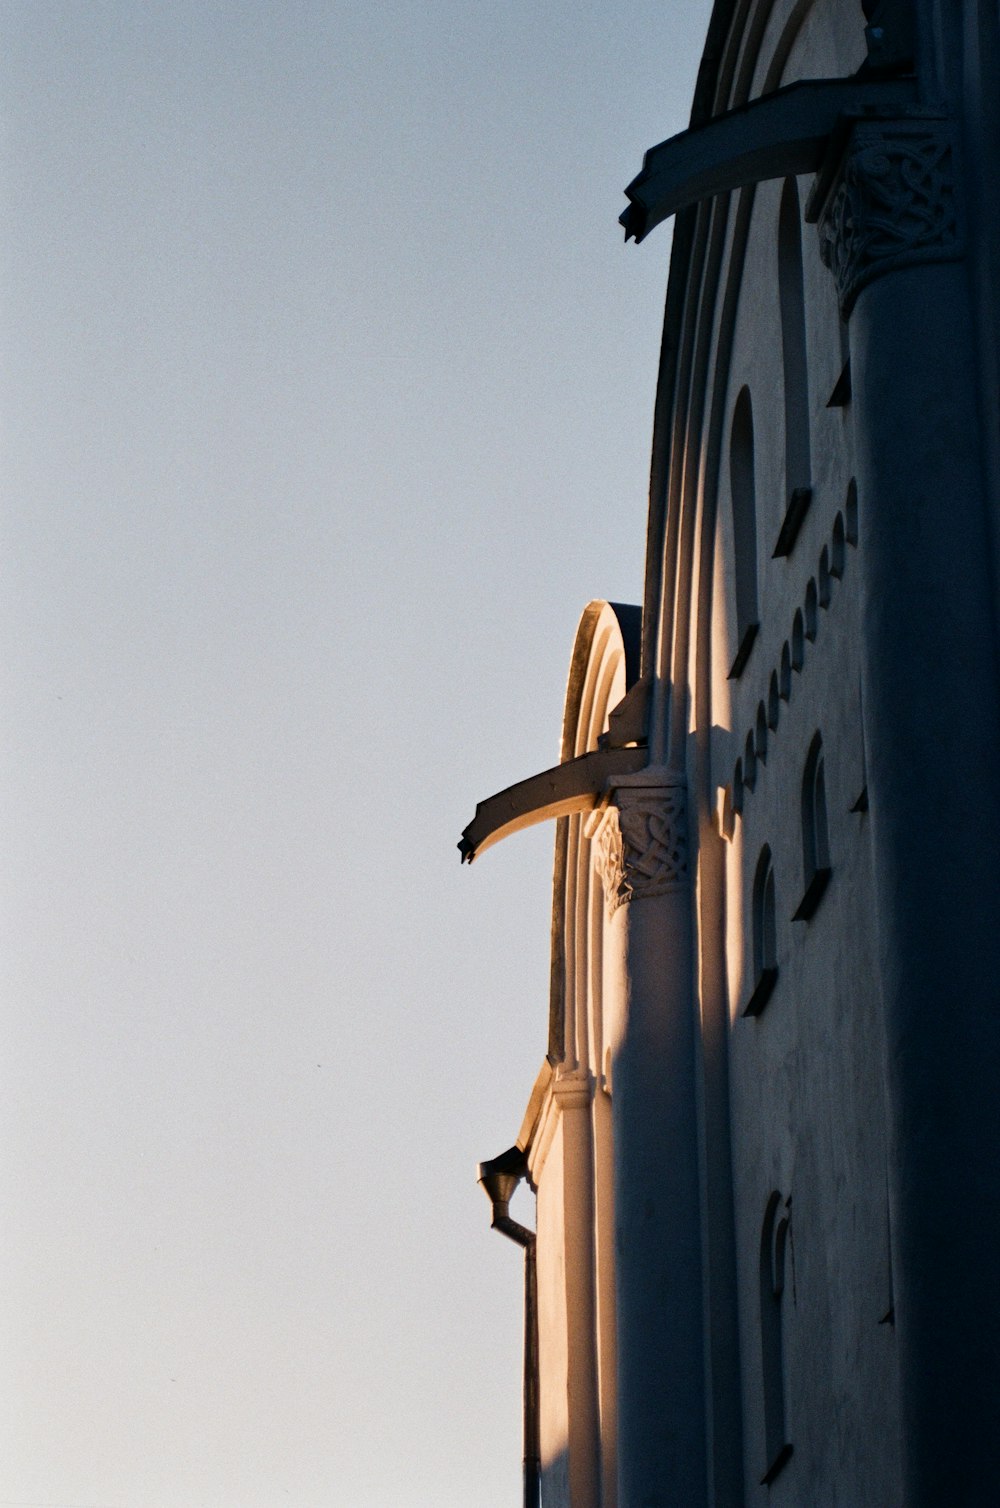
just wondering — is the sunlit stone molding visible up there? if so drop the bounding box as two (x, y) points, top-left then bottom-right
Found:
(594, 781), (689, 912)
(817, 119), (964, 317)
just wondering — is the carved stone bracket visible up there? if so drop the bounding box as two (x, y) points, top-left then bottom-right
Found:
(814, 118), (964, 318)
(592, 779), (689, 913)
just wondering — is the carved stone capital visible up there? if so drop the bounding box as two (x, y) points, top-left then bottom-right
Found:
(815, 118), (964, 318)
(591, 779), (689, 912)
(551, 1067), (593, 1111)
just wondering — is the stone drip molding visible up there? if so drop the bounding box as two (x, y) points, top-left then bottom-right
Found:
(813, 118), (964, 319)
(723, 485), (858, 839)
(592, 779), (689, 912)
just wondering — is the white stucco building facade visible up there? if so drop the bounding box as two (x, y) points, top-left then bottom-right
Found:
(464, 2), (1000, 1504)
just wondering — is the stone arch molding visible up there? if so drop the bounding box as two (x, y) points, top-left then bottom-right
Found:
(549, 600), (642, 1064)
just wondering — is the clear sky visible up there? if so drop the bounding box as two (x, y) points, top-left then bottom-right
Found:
(1, 4), (711, 1504)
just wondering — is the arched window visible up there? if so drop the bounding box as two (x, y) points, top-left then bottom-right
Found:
(845, 478), (859, 547)
(779, 642), (792, 700)
(794, 732), (832, 919)
(760, 1191), (794, 1483)
(729, 386), (759, 677)
(774, 178), (812, 557)
(804, 579), (818, 642)
(833, 509), (848, 575)
(745, 845), (778, 1015)
(744, 729), (758, 793)
(755, 701), (768, 764)
(791, 609), (805, 672)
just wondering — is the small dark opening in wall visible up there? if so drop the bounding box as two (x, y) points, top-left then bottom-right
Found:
(745, 847), (778, 1015)
(794, 733), (832, 919)
(845, 480), (859, 546)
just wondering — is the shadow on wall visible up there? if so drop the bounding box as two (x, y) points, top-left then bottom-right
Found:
(540, 1446), (571, 1508)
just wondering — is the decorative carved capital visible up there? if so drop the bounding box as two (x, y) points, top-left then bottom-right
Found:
(593, 781), (689, 912)
(816, 118), (963, 318)
(551, 1067), (593, 1111)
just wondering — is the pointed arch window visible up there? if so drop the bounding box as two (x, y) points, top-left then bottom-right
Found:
(729, 385), (759, 677)
(760, 1191), (794, 1484)
(744, 845), (778, 1016)
(793, 732), (831, 919)
(774, 178), (812, 557)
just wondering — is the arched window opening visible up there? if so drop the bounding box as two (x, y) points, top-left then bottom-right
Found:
(794, 732), (832, 919)
(804, 579), (818, 641)
(745, 845), (778, 1016)
(733, 758), (745, 816)
(832, 512), (847, 577)
(755, 701), (768, 763)
(760, 1191), (794, 1483)
(818, 546), (832, 608)
(744, 729), (758, 792)
(729, 386), (760, 677)
(791, 609), (805, 672)
(768, 671), (780, 731)
(774, 178), (812, 557)
(780, 642), (792, 700)
(845, 480), (859, 547)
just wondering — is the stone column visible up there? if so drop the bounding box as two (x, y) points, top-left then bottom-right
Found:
(551, 1068), (602, 1508)
(816, 115), (1000, 1505)
(589, 768), (705, 1507)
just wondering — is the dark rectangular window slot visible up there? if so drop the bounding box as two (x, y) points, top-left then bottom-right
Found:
(761, 1443), (793, 1486)
(792, 865), (831, 921)
(827, 358), (852, 407)
(773, 487), (812, 558)
(743, 966), (778, 1017)
(728, 620), (759, 679)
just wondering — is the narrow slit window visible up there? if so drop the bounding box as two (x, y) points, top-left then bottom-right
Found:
(780, 642), (792, 700)
(760, 1191), (794, 1483)
(745, 845), (778, 1015)
(832, 511), (847, 576)
(729, 386), (759, 677)
(774, 178), (812, 557)
(794, 732), (832, 919)
(744, 729), (758, 793)
(804, 579), (818, 641)
(755, 701), (768, 763)
(845, 480), (859, 546)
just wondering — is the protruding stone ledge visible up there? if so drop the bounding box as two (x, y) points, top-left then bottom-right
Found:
(458, 745), (648, 864)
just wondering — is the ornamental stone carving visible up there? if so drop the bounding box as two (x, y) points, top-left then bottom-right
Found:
(594, 782), (689, 912)
(817, 119), (964, 317)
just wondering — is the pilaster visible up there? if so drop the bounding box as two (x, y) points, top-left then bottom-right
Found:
(814, 115), (1000, 1505)
(589, 769), (705, 1508)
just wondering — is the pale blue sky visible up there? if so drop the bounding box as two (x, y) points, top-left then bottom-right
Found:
(1, 4), (710, 1504)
